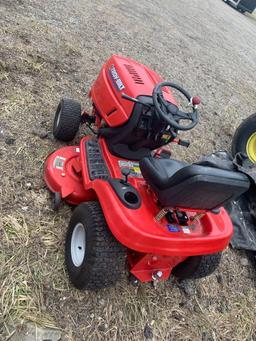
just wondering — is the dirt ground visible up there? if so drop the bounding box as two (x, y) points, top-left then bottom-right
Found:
(1, 0), (256, 340)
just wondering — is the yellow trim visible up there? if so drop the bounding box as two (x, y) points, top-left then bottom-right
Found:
(246, 132), (256, 162)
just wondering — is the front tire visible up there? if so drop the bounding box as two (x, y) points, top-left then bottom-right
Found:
(65, 202), (126, 289)
(172, 253), (222, 279)
(232, 113), (256, 162)
(53, 98), (81, 141)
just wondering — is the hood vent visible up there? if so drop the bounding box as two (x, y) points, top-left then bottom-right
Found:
(124, 64), (144, 85)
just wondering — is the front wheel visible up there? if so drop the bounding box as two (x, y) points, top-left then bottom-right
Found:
(232, 113), (256, 162)
(171, 253), (222, 279)
(53, 98), (81, 141)
(65, 202), (126, 289)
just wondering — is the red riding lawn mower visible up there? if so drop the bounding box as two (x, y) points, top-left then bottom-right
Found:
(44, 55), (250, 289)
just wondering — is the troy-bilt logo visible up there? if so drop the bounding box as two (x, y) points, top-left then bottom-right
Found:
(109, 65), (125, 91)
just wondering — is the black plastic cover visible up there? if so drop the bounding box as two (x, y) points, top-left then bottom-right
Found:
(225, 190), (256, 251)
(109, 179), (141, 209)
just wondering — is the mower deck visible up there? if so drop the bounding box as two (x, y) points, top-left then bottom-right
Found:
(44, 136), (234, 257)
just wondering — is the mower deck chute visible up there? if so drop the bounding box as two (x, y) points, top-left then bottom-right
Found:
(44, 146), (95, 204)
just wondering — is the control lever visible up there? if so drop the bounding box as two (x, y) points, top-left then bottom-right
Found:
(178, 139), (190, 148)
(121, 93), (151, 108)
(121, 168), (131, 184)
(154, 148), (172, 159)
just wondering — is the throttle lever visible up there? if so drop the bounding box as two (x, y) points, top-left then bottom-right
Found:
(174, 138), (190, 148)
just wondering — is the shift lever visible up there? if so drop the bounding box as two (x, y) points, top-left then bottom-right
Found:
(121, 168), (131, 183)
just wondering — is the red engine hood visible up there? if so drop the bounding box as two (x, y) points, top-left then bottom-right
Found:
(90, 54), (177, 127)
(107, 55), (176, 99)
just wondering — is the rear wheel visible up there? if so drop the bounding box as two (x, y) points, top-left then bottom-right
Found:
(172, 253), (222, 279)
(232, 113), (256, 162)
(53, 98), (81, 141)
(65, 202), (126, 289)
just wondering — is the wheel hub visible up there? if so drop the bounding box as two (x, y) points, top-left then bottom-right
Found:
(56, 109), (61, 128)
(71, 223), (86, 267)
(246, 132), (256, 162)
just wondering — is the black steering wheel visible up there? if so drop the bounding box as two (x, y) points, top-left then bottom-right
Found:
(152, 82), (199, 131)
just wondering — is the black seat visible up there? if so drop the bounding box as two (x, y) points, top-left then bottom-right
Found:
(139, 156), (250, 210)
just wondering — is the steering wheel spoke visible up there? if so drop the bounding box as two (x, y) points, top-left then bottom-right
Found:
(158, 93), (167, 107)
(175, 110), (193, 121)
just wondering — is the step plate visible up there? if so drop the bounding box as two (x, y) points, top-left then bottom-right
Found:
(85, 140), (110, 180)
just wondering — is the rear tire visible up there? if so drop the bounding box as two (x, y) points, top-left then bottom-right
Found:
(53, 98), (81, 141)
(65, 202), (126, 289)
(172, 253), (222, 279)
(231, 113), (256, 161)
(52, 192), (61, 211)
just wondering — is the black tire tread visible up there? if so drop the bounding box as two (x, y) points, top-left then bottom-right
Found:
(65, 202), (126, 290)
(53, 98), (81, 141)
(231, 113), (256, 158)
(172, 253), (222, 279)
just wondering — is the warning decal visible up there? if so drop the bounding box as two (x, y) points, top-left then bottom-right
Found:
(118, 160), (143, 178)
(53, 156), (66, 170)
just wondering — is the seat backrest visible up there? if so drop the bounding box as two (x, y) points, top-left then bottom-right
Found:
(152, 164), (250, 210)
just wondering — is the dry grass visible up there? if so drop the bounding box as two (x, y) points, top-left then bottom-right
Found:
(1, 0), (256, 340)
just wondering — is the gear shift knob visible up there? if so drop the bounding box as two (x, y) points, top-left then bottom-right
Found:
(192, 96), (201, 106)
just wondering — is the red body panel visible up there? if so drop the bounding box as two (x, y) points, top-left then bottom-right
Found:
(90, 180), (233, 256)
(44, 136), (233, 281)
(45, 136), (233, 258)
(90, 55), (177, 127)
